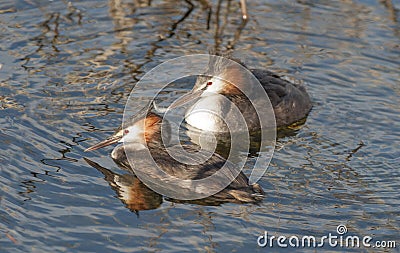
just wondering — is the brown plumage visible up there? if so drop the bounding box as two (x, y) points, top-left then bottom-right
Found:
(86, 112), (264, 203)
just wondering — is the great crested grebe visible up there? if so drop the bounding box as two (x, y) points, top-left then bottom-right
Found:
(85, 112), (263, 203)
(168, 56), (312, 133)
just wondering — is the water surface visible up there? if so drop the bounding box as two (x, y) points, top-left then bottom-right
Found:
(0, 0), (399, 252)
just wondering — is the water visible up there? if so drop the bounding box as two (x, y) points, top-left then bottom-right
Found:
(1, 0), (399, 252)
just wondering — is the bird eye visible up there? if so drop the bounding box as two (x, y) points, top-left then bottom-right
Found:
(207, 81), (212, 86)
(124, 129), (129, 135)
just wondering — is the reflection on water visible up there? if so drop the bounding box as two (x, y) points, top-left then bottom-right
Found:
(84, 157), (262, 209)
(84, 158), (163, 213)
(0, 0), (399, 252)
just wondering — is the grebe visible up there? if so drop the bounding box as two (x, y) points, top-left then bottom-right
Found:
(169, 56), (312, 133)
(85, 112), (263, 203)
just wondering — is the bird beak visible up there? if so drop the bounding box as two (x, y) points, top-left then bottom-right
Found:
(85, 131), (122, 152)
(168, 89), (204, 110)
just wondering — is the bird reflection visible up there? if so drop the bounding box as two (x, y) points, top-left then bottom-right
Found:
(84, 158), (163, 213)
(84, 152), (262, 214)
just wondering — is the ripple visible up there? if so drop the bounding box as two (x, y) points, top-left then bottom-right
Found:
(1, 0), (399, 251)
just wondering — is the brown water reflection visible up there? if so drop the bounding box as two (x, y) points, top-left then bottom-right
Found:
(84, 157), (265, 211)
(84, 158), (163, 213)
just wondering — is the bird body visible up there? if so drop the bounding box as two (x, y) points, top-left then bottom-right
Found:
(171, 57), (312, 133)
(86, 112), (263, 203)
